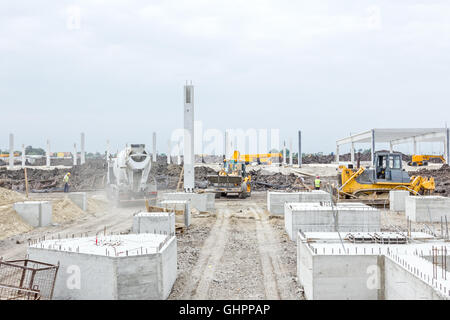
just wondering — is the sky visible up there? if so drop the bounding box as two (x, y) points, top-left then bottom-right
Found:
(1, 0), (450, 155)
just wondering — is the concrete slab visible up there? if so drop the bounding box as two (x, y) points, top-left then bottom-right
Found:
(13, 201), (52, 227)
(285, 202), (380, 240)
(405, 196), (450, 222)
(267, 190), (330, 215)
(28, 234), (177, 300)
(389, 190), (409, 212)
(132, 211), (175, 235)
(160, 192), (215, 212)
(68, 192), (87, 211)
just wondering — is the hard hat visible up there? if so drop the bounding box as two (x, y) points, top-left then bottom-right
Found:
(67, 173), (71, 175)
(316, 175), (319, 178)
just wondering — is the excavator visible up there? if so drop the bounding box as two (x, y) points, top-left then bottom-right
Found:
(407, 154), (446, 167)
(338, 151), (435, 199)
(206, 151), (251, 198)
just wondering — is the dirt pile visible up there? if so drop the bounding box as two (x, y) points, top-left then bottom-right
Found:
(0, 205), (33, 240)
(0, 187), (26, 206)
(0, 160), (106, 192)
(412, 164), (450, 195)
(52, 198), (87, 223)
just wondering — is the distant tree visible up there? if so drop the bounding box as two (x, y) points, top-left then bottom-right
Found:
(25, 146), (45, 155)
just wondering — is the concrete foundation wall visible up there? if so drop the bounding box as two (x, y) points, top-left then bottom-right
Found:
(157, 200), (191, 227)
(28, 248), (116, 300)
(28, 236), (177, 300)
(297, 237), (314, 299)
(132, 212), (175, 235)
(285, 203), (380, 241)
(13, 201), (52, 227)
(161, 192), (215, 212)
(384, 256), (445, 300)
(267, 190), (329, 215)
(68, 192), (87, 211)
(405, 196), (450, 222)
(389, 190), (409, 212)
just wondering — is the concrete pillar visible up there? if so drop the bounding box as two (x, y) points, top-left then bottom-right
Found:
(80, 132), (85, 164)
(167, 140), (171, 164)
(289, 138), (293, 166)
(282, 141), (286, 165)
(8, 133), (14, 169)
(46, 140), (50, 167)
(183, 82), (195, 192)
(298, 130), (302, 167)
(73, 143), (77, 166)
(350, 142), (355, 164)
(389, 141), (394, 153)
(224, 131), (228, 159)
(152, 132), (157, 162)
(335, 145), (340, 163)
(413, 138), (417, 155)
(106, 140), (110, 162)
(22, 144), (25, 167)
(177, 141), (181, 165)
(371, 129), (375, 164)
(445, 128), (450, 164)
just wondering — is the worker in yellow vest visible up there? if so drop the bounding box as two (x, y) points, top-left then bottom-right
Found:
(314, 176), (321, 190)
(63, 172), (71, 193)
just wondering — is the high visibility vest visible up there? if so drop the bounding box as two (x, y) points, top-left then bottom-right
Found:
(64, 174), (69, 183)
(314, 179), (321, 188)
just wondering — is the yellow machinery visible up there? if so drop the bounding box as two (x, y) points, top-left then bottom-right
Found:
(338, 151), (435, 199)
(407, 154), (446, 167)
(236, 152), (282, 165)
(206, 151), (252, 198)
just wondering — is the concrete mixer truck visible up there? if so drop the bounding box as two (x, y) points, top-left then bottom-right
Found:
(106, 144), (157, 206)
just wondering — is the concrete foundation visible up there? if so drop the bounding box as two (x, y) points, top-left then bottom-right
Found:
(13, 201), (52, 227)
(297, 231), (449, 300)
(160, 192), (215, 212)
(389, 190), (409, 212)
(158, 200), (191, 227)
(285, 202), (380, 240)
(132, 211), (175, 235)
(405, 196), (450, 222)
(28, 234), (177, 300)
(267, 190), (330, 215)
(68, 192), (87, 211)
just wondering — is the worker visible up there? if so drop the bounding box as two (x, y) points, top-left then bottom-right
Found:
(314, 176), (321, 190)
(63, 172), (71, 193)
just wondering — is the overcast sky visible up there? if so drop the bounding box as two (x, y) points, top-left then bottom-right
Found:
(1, 0), (449, 155)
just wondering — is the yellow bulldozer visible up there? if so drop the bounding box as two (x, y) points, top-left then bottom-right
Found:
(407, 154), (446, 167)
(338, 151), (435, 199)
(206, 151), (252, 198)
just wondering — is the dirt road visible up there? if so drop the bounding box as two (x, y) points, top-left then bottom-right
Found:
(171, 192), (303, 300)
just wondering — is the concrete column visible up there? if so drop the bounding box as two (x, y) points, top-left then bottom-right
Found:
(389, 141), (394, 153)
(350, 142), (355, 164)
(73, 143), (77, 166)
(298, 130), (302, 167)
(445, 128), (450, 164)
(21, 144), (25, 167)
(8, 133), (14, 169)
(224, 131), (228, 159)
(46, 140), (50, 167)
(80, 132), (85, 164)
(335, 145), (340, 163)
(152, 132), (157, 162)
(289, 138), (293, 166)
(106, 140), (110, 162)
(413, 138), (417, 155)
(183, 82), (195, 192)
(167, 140), (171, 164)
(282, 141), (286, 165)
(371, 129), (375, 164)
(177, 141), (181, 165)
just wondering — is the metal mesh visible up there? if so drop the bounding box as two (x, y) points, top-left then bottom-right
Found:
(0, 259), (59, 300)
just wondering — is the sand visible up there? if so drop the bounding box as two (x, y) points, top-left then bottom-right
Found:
(0, 187), (26, 206)
(0, 205), (33, 240)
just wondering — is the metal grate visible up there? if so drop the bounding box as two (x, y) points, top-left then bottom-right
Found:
(0, 258), (59, 300)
